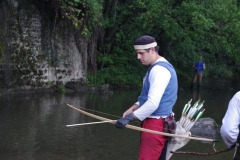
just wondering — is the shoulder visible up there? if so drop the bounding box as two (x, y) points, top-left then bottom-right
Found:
(150, 64), (171, 80)
(151, 65), (170, 74)
(154, 58), (175, 68)
(152, 59), (172, 71)
(149, 65), (171, 84)
(233, 91), (240, 100)
(228, 91), (240, 109)
(156, 57), (168, 63)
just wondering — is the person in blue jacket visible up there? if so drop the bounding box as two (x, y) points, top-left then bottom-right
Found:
(190, 55), (206, 89)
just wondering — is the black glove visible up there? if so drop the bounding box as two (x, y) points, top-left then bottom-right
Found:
(115, 113), (135, 129)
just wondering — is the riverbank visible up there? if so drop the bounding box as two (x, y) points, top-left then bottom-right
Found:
(1, 77), (239, 98)
(0, 82), (140, 97)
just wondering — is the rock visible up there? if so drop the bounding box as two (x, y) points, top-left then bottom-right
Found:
(101, 84), (110, 91)
(190, 117), (218, 139)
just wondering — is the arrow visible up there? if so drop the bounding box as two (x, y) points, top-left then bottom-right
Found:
(65, 120), (115, 127)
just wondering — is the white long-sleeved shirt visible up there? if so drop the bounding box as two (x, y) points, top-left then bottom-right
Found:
(133, 57), (171, 121)
(220, 91), (240, 148)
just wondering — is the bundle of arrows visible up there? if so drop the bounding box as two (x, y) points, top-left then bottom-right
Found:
(179, 99), (205, 131)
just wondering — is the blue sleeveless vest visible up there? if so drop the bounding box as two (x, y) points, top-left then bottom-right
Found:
(194, 61), (204, 73)
(138, 61), (178, 116)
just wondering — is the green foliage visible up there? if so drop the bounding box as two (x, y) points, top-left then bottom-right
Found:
(87, 72), (98, 86)
(94, 0), (240, 85)
(10, 41), (37, 86)
(175, 68), (192, 81)
(57, 85), (66, 93)
(59, 0), (103, 37)
(97, 53), (114, 69)
(204, 64), (233, 78)
(47, 81), (53, 87)
(91, 48), (145, 86)
(3, 0), (240, 88)
(167, 0), (240, 74)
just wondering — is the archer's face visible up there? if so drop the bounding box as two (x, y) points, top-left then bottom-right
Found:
(136, 49), (153, 66)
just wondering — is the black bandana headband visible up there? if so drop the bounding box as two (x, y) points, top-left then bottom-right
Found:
(134, 35), (157, 50)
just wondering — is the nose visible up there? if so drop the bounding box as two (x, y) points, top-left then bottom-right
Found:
(137, 54), (141, 60)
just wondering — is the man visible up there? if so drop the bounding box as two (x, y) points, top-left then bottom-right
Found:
(115, 35), (178, 160)
(220, 91), (240, 159)
(190, 55), (206, 89)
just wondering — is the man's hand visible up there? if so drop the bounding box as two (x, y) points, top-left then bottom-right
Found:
(115, 113), (135, 129)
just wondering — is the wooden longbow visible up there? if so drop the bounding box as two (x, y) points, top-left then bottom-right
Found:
(66, 103), (217, 142)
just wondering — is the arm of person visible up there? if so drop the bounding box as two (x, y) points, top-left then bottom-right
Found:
(133, 65), (171, 121)
(220, 91), (240, 148)
(203, 63), (206, 70)
(122, 104), (139, 118)
(193, 63), (196, 69)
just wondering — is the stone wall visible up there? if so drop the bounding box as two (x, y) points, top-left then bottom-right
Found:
(0, 0), (89, 89)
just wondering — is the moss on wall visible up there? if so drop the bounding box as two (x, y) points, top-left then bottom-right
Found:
(0, 0), (88, 89)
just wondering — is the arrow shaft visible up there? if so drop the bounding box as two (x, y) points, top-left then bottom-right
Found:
(65, 120), (115, 127)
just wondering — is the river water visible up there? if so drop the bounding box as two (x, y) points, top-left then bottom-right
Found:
(0, 79), (239, 160)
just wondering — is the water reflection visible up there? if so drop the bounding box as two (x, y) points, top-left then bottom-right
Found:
(0, 80), (239, 160)
(191, 89), (201, 102)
